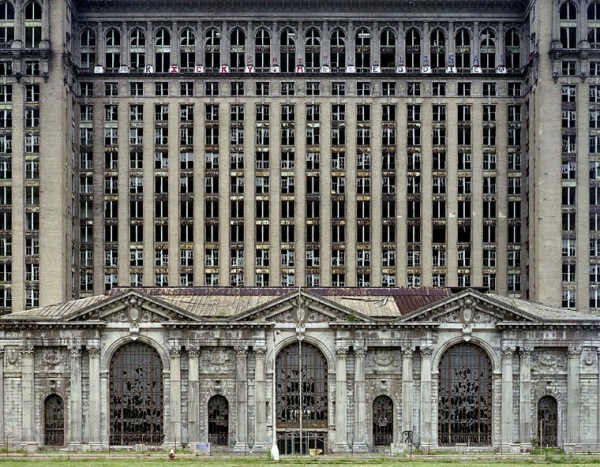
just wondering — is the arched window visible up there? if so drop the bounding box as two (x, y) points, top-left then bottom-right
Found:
(455, 29), (471, 69)
(230, 28), (245, 70)
(538, 396), (558, 447)
(44, 394), (65, 446)
(380, 29), (396, 69)
(479, 28), (496, 69)
(276, 342), (328, 455)
(0, 2), (14, 46)
(80, 29), (96, 69)
(105, 29), (121, 70)
(589, 3), (600, 47)
(330, 29), (346, 70)
(154, 29), (171, 72)
(430, 29), (446, 69)
(405, 29), (421, 69)
(255, 28), (271, 70)
(280, 28), (295, 72)
(305, 29), (320, 71)
(438, 343), (492, 446)
(110, 342), (163, 445)
(24, 1), (42, 48)
(505, 29), (521, 70)
(180, 28), (195, 70)
(355, 28), (371, 71)
(208, 395), (229, 446)
(560, 1), (577, 48)
(372, 395), (393, 446)
(130, 29), (145, 70)
(205, 28), (220, 70)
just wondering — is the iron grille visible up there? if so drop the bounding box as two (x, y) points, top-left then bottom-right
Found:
(44, 395), (65, 446)
(208, 394), (229, 446)
(538, 396), (558, 447)
(438, 343), (492, 446)
(109, 342), (164, 445)
(372, 395), (393, 446)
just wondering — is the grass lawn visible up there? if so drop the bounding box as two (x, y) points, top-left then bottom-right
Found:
(0, 454), (599, 466)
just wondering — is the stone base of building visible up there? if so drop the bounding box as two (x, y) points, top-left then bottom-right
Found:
(21, 442), (38, 453)
(350, 442), (369, 453)
(332, 442), (350, 453)
(232, 442), (249, 453)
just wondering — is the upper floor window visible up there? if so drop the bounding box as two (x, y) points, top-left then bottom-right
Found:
(80, 28), (96, 69)
(255, 29), (270, 69)
(155, 29), (171, 72)
(230, 28), (246, 70)
(455, 28), (471, 69)
(479, 28), (496, 69)
(280, 28), (295, 72)
(130, 29), (146, 70)
(560, 1), (577, 48)
(379, 29), (396, 70)
(305, 28), (320, 70)
(589, 2), (600, 48)
(0, 2), (14, 47)
(430, 29), (446, 69)
(105, 29), (121, 69)
(405, 29), (421, 69)
(355, 28), (371, 71)
(330, 29), (346, 70)
(180, 28), (196, 70)
(505, 29), (521, 70)
(205, 28), (220, 70)
(24, 1), (42, 48)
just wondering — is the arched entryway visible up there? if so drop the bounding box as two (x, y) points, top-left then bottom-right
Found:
(208, 395), (229, 446)
(438, 342), (492, 446)
(372, 395), (393, 446)
(109, 342), (164, 445)
(275, 341), (328, 454)
(538, 396), (558, 447)
(44, 394), (65, 446)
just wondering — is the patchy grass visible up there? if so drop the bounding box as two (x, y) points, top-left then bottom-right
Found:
(0, 455), (599, 467)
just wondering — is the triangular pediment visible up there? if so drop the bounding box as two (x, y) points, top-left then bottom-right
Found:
(66, 289), (203, 324)
(230, 289), (373, 323)
(399, 289), (541, 325)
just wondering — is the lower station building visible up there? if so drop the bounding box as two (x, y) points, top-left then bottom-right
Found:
(0, 286), (599, 453)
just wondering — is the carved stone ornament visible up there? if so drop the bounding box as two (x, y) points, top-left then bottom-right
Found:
(201, 348), (234, 371)
(6, 348), (18, 366)
(472, 312), (498, 324)
(532, 350), (566, 372)
(460, 298), (475, 323)
(438, 311), (460, 323)
(583, 351), (596, 367)
(39, 349), (64, 368)
(368, 349), (397, 367)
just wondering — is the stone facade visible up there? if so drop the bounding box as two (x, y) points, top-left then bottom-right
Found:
(2, 286), (600, 453)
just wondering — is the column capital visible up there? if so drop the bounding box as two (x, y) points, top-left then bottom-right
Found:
(402, 347), (414, 357)
(501, 345), (516, 357)
(420, 346), (434, 357)
(567, 346), (582, 357)
(87, 345), (101, 357)
(520, 346), (534, 356)
(235, 346), (248, 356)
(254, 346), (267, 357)
(354, 346), (367, 358)
(20, 345), (35, 355)
(336, 347), (348, 357)
(187, 345), (200, 358)
(169, 345), (181, 357)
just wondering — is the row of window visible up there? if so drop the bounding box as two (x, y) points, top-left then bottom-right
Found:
(79, 24), (523, 72)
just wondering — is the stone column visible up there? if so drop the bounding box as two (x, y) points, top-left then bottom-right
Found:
(567, 346), (582, 446)
(187, 346), (200, 445)
(519, 347), (533, 448)
(169, 344), (182, 447)
(501, 345), (515, 448)
(254, 347), (267, 451)
(353, 347), (367, 451)
(333, 347), (349, 452)
(234, 346), (248, 452)
(401, 348), (414, 440)
(20, 345), (35, 447)
(68, 344), (82, 448)
(88, 343), (102, 448)
(420, 346), (433, 448)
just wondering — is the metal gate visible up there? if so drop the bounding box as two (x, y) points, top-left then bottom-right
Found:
(208, 395), (229, 446)
(438, 343), (492, 446)
(109, 342), (164, 445)
(372, 395), (393, 446)
(44, 394), (65, 446)
(538, 396), (558, 447)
